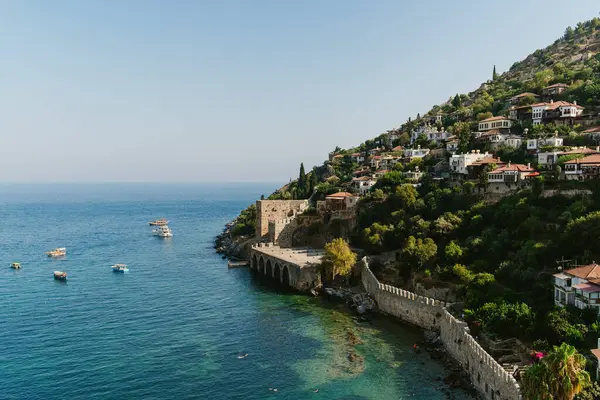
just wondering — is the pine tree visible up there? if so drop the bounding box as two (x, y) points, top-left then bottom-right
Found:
(416, 113), (421, 120)
(492, 65), (498, 81)
(452, 94), (461, 108)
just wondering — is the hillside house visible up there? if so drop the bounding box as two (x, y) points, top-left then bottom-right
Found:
(487, 162), (537, 193)
(509, 92), (539, 105)
(564, 153), (600, 181)
(350, 153), (365, 164)
(403, 166), (425, 182)
(526, 136), (564, 151)
(324, 192), (359, 211)
(403, 147), (430, 162)
(508, 105), (532, 121)
(410, 124), (450, 145)
(449, 151), (493, 176)
(368, 147), (384, 156)
(446, 137), (459, 153)
(537, 151), (563, 169)
(374, 169), (390, 178)
(478, 116), (513, 133)
(466, 157), (505, 180)
(352, 176), (377, 195)
(531, 101), (583, 126)
(553, 264), (600, 312)
(391, 146), (404, 153)
(542, 83), (569, 97)
(504, 135), (523, 149)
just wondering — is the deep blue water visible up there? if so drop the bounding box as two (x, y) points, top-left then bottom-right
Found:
(0, 184), (475, 400)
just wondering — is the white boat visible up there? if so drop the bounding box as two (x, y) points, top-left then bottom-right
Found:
(53, 271), (67, 280)
(153, 225), (173, 238)
(10, 262), (21, 269)
(149, 218), (169, 226)
(46, 247), (66, 257)
(112, 264), (129, 273)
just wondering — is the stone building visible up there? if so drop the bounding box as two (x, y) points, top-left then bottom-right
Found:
(255, 200), (309, 239)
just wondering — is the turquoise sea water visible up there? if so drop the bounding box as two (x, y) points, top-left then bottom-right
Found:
(0, 184), (475, 400)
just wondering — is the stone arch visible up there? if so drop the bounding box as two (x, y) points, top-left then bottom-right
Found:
(266, 259), (273, 277)
(252, 254), (258, 270)
(282, 265), (291, 287)
(258, 256), (265, 273)
(274, 262), (281, 283)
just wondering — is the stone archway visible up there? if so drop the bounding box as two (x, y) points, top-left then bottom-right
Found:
(282, 265), (291, 287)
(258, 256), (265, 274)
(252, 254), (258, 269)
(274, 262), (281, 283)
(266, 259), (273, 278)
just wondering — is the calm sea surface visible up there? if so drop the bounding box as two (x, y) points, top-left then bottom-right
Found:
(0, 184), (475, 400)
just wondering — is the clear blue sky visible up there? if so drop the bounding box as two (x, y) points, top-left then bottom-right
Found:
(0, 1), (598, 183)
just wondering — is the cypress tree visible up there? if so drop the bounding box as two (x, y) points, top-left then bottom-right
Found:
(493, 65), (498, 81)
(310, 170), (318, 195)
(298, 163), (306, 197)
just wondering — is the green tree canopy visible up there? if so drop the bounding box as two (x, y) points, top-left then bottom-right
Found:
(321, 238), (357, 281)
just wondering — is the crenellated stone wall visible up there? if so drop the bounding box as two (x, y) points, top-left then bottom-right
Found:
(360, 258), (521, 400)
(256, 200), (309, 239)
(268, 217), (299, 247)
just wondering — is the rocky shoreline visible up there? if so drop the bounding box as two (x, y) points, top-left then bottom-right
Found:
(214, 221), (478, 397)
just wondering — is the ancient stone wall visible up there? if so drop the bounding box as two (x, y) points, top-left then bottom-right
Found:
(268, 217), (299, 248)
(256, 200), (308, 239)
(360, 258), (521, 400)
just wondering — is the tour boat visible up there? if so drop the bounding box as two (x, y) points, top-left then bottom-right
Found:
(10, 262), (21, 269)
(46, 248), (66, 257)
(112, 264), (129, 273)
(53, 271), (67, 281)
(149, 218), (169, 226)
(153, 225), (173, 238)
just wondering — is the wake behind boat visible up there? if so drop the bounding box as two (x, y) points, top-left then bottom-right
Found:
(46, 248), (66, 257)
(153, 225), (173, 238)
(149, 218), (168, 226)
(112, 264), (129, 272)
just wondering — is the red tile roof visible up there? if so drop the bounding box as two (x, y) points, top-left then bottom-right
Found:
(480, 116), (510, 122)
(392, 146), (403, 152)
(511, 92), (539, 99)
(565, 264), (600, 280)
(470, 157), (505, 166)
(544, 83), (569, 89)
(560, 148), (599, 156)
(564, 154), (600, 165)
(583, 126), (600, 134)
(489, 163), (534, 174)
(326, 192), (356, 199)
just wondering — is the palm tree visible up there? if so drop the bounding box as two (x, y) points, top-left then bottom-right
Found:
(545, 343), (590, 400)
(522, 343), (590, 400)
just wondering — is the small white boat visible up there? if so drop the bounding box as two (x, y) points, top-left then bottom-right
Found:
(153, 225), (173, 238)
(53, 271), (67, 280)
(10, 262), (21, 269)
(112, 264), (129, 273)
(149, 218), (169, 226)
(46, 248), (66, 257)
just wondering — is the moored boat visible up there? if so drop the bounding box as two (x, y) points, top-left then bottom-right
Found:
(53, 271), (67, 280)
(149, 218), (168, 226)
(153, 225), (173, 238)
(46, 248), (66, 257)
(112, 264), (129, 272)
(10, 262), (21, 269)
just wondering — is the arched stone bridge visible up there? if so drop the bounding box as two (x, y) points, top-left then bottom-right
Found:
(250, 243), (323, 292)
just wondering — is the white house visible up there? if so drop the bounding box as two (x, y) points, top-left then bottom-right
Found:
(352, 176), (377, 195)
(564, 153), (600, 181)
(403, 147), (430, 161)
(446, 139), (459, 153)
(527, 136), (564, 151)
(410, 124), (450, 145)
(504, 135), (522, 149)
(531, 103), (547, 126)
(478, 116), (513, 132)
(404, 166), (425, 182)
(553, 264), (600, 312)
(531, 101), (584, 125)
(449, 151), (493, 175)
(487, 162), (537, 193)
(350, 153), (365, 164)
(537, 151), (563, 168)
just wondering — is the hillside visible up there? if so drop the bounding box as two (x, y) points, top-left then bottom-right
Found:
(222, 18), (600, 397)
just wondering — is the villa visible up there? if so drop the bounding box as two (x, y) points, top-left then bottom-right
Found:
(553, 264), (600, 313)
